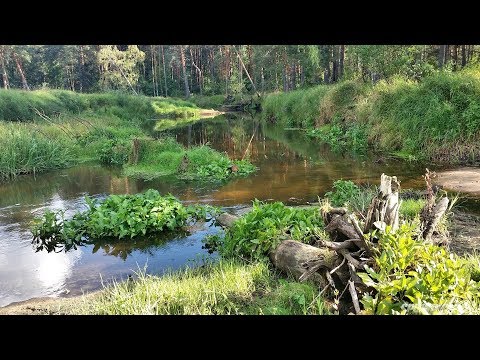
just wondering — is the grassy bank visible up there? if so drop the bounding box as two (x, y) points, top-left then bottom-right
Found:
(0, 90), (252, 182)
(0, 89), (201, 122)
(78, 259), (328, 315)
(262, 69), (480, 163)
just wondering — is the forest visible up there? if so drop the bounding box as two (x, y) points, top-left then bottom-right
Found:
(0, 45), (476, 96)
(1, 44), (480, 315)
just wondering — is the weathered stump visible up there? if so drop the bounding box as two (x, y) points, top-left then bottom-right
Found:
(364, 173), (400, 232)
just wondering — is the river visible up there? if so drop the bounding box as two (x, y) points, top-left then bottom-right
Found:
(1, 113), (479, 307)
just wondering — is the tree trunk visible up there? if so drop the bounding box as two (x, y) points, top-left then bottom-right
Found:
(233, 45), (260, 97)
(190, 47), (203, 95)
(438, 45), (446, 69)
(339, 45), (345, 79)
(290, 63), (296, 90)
(461, 45), (467, 67)
(11, 50), (30, 90)
(364, 174), (401, 232)
(78, 45), (85, 92)
(161, 45), (168, 97)
(151, 45), (157, 96)
(332, 46), (338, 82)
(179, 45), (190, 98)
(452, 45), (458, 71)
(0, 47), (9, 89)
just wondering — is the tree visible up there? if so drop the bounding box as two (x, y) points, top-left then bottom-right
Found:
(0, 46), (9, 89)
(178, 45), (190, 98)
(97, 45), (145, 93)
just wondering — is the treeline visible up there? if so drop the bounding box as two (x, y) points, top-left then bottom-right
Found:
(0, 45), (478, 97)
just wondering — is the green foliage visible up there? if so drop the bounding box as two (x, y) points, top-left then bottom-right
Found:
(99, 139), (131, 165)
(31, 190), (212, 251)
(123, 138), (257, 182)
(0, 89), (200, 123)
(306, 121), (369, 153)
(221, 200), (325, 260)
(324, 180), (361, 207)
(399, 198), (426, 220)
(188, 95), (226, 109)
(262, 69), (480, 163)
(359, 224), (480, 314)
(97, 45), (145, 91)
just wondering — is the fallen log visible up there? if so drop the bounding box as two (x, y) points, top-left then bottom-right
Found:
(269, 240), (346, 289)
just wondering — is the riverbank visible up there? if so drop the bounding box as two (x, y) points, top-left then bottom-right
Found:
(262, 70), (480, 164)
(435, 167), (480, 195)
(0, 90), (251, 182)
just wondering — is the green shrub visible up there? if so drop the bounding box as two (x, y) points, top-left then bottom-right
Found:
(221, 200), (325, 260)
(324, 179), (361, 207)
(399, 198), (426, 220)
(359, 223), (480, 314)
(31, 190), (213, 251)
(99, 139), (131, 165)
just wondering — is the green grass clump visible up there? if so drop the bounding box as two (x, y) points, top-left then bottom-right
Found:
(0, 90), (213, 180)
(123, 138), (257, 182)
(188, 94), (226, 109)
(399, 198), (426, 220)
(0, 89), (202, 123)
(78, 259), (330, 315)
(262, 70), (480, 163)
(220, 200), (325, 260)
(31, 189), (212, 251)
(324, 179), (362, 207)
(0, 124), (74, 180)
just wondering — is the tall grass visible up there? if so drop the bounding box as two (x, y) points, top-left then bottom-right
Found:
(79, 259), (330, 315)
(262, 70), (480, 163)
(0, 124), (74, 180)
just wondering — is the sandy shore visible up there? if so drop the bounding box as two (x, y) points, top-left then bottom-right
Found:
(435, 167), (480, 195)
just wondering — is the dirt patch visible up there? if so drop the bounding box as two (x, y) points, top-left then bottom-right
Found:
(0, 292), (99, 315)
(448, 211), (480, 256)
(435, 167), (480, 195)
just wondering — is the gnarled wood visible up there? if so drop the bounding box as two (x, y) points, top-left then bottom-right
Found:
(422, 197), (449, 241)
(364, 173), (400, 232)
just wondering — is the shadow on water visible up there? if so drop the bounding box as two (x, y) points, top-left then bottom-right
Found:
(0, 112), (478, 307)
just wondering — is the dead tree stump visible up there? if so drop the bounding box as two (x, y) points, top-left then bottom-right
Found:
(364, 173), (401, 232)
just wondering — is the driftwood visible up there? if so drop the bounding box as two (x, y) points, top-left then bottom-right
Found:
(364, 173), (400, 232)
(214, 172), (450, 314)
(269, 240), (342, 288)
